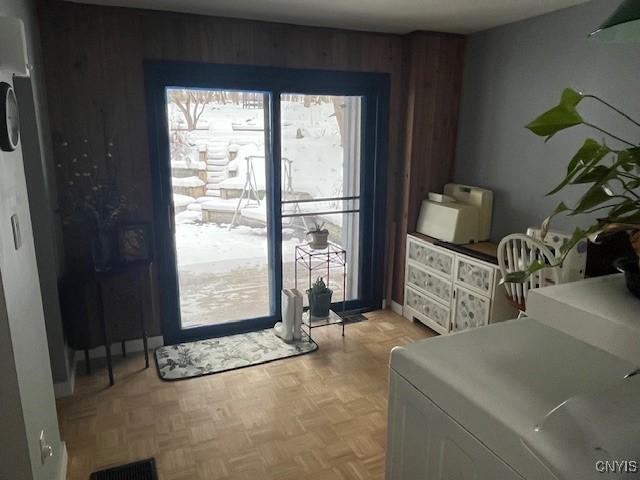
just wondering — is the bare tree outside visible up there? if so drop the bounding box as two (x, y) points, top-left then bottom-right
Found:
(168, 89), (217, 130)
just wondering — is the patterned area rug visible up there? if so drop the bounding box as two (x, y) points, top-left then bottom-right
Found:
(155, 328), (318, 381)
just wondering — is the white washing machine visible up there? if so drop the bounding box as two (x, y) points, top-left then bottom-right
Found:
(386, 318), (640, 480)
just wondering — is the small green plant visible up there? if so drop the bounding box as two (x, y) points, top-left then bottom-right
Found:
(307, 222), (327, 234)
(307, 277), (333, 317)
(503, 88), (640, 283)
(308, 277), (331, 295)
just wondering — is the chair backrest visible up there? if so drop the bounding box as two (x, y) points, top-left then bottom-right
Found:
(497, 233), (561, 311)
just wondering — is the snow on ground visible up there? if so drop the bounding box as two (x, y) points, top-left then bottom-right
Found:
(176, 101), (344, 199)
(172, 176), (205, 187)
(175, 223), (301, 273)
(199, 196), (239, 212)
(173, 193), (195, 208)
(281, 101), (343, 199)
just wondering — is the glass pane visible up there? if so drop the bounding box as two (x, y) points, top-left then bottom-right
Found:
(280, 94), (361, 200)
(280, 94), (362, 305)
(166, 88), (272, 328)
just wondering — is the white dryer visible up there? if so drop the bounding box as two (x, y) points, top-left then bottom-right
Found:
(386, 318), (640, 479)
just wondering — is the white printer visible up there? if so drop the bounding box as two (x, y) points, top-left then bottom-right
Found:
(416, 183), (493, 244)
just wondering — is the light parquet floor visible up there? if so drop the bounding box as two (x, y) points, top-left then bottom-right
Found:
(57, 310), (434, 480)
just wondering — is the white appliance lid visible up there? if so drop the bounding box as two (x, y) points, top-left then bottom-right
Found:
(390, 319), (636, 479)
(523, 375), (640, 479)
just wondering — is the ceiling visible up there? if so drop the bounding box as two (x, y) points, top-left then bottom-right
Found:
(66, 0), (592, 34)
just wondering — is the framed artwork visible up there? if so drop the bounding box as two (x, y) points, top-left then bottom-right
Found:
(118, 223), (151, 263)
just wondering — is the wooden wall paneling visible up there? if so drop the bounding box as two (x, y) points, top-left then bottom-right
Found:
(391, 32), (465, 304)
(38, 0), (463, 336)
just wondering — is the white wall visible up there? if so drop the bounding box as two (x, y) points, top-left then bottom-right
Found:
(0, 73), (66, 480)
(0, 0), (72, 387)
(0, 6), (66, 480)
(454, 0), (640, 242)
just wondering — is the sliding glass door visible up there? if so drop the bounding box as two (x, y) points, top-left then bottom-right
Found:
(146, 62), (388, 344)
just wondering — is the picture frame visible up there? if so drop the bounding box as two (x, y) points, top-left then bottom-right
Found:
(118, 223), (151, 263)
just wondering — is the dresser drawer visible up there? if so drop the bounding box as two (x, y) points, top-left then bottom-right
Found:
(452, 286), (490, 332)
(455, 257), (494, 296)
(407, 238), (454, 279)
(405, 286), (451, 333)
(406, 261), (452, 305)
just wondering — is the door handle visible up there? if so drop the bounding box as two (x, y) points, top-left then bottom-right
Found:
(168, 205), (175, 234)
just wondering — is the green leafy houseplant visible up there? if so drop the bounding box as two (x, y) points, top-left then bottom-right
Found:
(307, 221), (327, 234)
(503, 88), (640, 284)
(307, 277), (333, 318)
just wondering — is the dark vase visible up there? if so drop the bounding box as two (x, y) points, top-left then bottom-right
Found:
(308, 290), (333, 318)
(586, 230), (637, 277)
(92, 229), (114, 272)
(615, 257), (640, 299)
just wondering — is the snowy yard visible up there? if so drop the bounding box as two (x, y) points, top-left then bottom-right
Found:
(168, 93), (352, 328)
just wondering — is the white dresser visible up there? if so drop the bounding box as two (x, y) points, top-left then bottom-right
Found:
(403, 233), (516, 334)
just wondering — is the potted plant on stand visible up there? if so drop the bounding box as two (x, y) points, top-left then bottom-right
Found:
(307, 277), (333, 318)
(306, 222), (329, 250)
(504, 88), (640, 297)
(57, 139), (128, 272)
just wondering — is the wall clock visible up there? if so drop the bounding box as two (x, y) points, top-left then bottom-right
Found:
(0, 81), (20, 152)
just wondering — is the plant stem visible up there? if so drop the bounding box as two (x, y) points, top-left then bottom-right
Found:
(583, 94), (640, 128)
(580, 202), (627, 215)
(582, 122), (637, 147)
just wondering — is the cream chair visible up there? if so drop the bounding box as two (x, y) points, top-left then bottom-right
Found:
(497, 233), (560, 313)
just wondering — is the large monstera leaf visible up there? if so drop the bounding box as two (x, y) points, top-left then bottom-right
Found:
(526, 88), (584, 140)
(502, 87), (640, 285)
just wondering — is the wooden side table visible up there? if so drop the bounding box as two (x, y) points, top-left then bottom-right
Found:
(94, 260), (152, 386)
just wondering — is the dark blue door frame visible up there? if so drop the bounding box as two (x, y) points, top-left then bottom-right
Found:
(145, 61), (389, 345)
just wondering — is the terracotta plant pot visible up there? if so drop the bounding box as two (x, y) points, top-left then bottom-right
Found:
(307, 230), (329, 250)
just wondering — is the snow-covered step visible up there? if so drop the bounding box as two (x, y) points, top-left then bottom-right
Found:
(206, 165), (227, 173)
(207, 144), (229, 157)
(207, 158), (228, 167)
(205, 140), (229, 147)
(171, 176), (205, 188)
(230, 136), (264, 146)
(207, 151), (227, 160)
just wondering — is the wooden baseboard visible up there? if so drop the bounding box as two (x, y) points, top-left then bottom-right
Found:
(390, 300), (403, 316)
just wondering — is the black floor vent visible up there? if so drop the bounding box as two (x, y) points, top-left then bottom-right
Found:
(89, 458), (158, 480)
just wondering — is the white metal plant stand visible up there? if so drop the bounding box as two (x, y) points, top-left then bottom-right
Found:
(294, 242), (347, 341)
